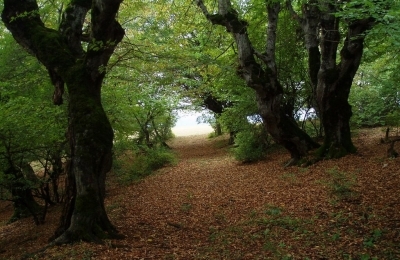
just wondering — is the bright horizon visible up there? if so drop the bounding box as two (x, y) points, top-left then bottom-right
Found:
(172, 111), (214, 136)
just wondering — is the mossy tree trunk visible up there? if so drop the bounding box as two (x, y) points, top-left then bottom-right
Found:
(2, 0), (124, 244)
(317, 5), (376, 158)
(289, 1), (376, 158)
(53, 66), (119, 244)
(317, 17), (373, 158)
(196, 0), (319, 163)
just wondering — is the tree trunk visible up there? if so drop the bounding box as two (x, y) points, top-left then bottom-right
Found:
(215, 120), (222, 136)
(315, 5), (374, 158)
(49, 149), (64, 203)
(196, 0), (319, 163)
(2, 0), (124, 244)
(290, 1), (376, 158)
(53, 71), (118, 244)
(5, 165), (42, 224)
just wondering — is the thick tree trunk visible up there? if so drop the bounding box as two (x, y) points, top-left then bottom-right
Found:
(315, 6), (374, 158)
(317, 79), (356, 158)
(215, 120), (222, 136)
(289, 1), (376, 158)
(2, 0), (124, 244)
(196, 0), (319, 163)
(54, 72), (118, 244)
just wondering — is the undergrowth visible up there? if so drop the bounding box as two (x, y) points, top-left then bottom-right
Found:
(232, 128), (269, 163)
(113, 146), (177, 184)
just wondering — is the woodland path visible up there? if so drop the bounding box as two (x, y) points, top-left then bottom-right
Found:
(103, 131), (400, 259)
(0, 130), (400, 259)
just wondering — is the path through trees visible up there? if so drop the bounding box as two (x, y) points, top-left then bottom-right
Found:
(0, 130), (399, 258)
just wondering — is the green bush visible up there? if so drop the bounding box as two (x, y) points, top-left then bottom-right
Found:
(116, 147), (177, 183)
(232, 127), (269, 162)
(385, 109), (400, 127)
(144, 147), (177, 172)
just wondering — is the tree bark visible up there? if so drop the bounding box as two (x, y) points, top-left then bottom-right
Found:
(49, 148), (64, 203)
(289, 0), (376, 158)
(2, 0), (124, 244)
(316, 15), (374, 158)
(196, 0), (319, 162)
(6, 165), (43, 224)
(287, 0), (320, 106)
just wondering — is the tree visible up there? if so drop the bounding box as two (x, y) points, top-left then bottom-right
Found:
(0, 30), (67, 224)
(104, 77), (177, 149)
(196, 0), (319, 164)
(349, 2), (400, 128)
(288, 0), (391, 158)
(2, 0), (124, 244)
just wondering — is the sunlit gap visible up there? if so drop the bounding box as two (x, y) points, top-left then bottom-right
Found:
(172, 107), (214, 137)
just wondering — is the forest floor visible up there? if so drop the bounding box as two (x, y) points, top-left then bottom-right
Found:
(0, 128), (400, 259)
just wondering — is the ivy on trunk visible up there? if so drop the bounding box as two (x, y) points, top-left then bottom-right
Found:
(2, 0), (124, 244)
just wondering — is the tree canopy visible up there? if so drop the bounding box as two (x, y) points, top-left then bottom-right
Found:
(0, 0), (399, 247)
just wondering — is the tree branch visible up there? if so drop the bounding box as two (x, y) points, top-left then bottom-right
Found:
(2, 0), (76, 106)
(265, 2), (280, 76)
(285, 0), (302, 24)
(195, 0), (248, 34)
(295, 0), (321, 89)
(86, 0), (125, 82)
(59, 1), (91, 58)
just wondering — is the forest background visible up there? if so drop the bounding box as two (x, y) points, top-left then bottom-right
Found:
(0, 0), (400, 258)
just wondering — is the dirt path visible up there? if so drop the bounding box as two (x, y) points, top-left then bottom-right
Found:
(89, 131), (400, 259)
(1, 130), (400, 259)
(102, 135), (331, 259)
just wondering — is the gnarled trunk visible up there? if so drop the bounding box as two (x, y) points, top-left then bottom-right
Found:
(196, 0), (319, 163)
(316, 6), (374, 158)
(290, 0), (376, 158)
(2, 0), (124, 243)
(53, 69), (118, 244)
(317, 71), (356, 158)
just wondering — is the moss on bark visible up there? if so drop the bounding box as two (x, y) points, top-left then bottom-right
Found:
(3, 0), (123, 244)
(316, 133), (356, 159)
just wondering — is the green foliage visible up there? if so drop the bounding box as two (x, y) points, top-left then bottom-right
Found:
(232, 125), (269, 163)
(0, 27), (67, 219)
(349, 1), (400, 128)
(114, 147), (176, 184)
(336, 0), (393, 21)
(350, 69), (400, 128)
(363, 229), (383, 248)
(349, 85), (386, 127)
(385, 110), (400, 127)
(103, 77), (177, 149)
(300, 118), (322, 138)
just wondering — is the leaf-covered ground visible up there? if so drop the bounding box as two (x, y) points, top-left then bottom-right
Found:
(0, 128), (399, 259)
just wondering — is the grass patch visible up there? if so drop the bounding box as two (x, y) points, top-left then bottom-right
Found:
(197, 202), (396, 259)
(318, 167), (360, 203)
(279, 172), (299, 185)
(197, 205), (313, 259)
(180, 202), (192, 213)
(113, 147), (177, 184)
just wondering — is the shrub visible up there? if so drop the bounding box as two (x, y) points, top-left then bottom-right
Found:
(115, 147), (176, 184)
(232, 127), (269, 162)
